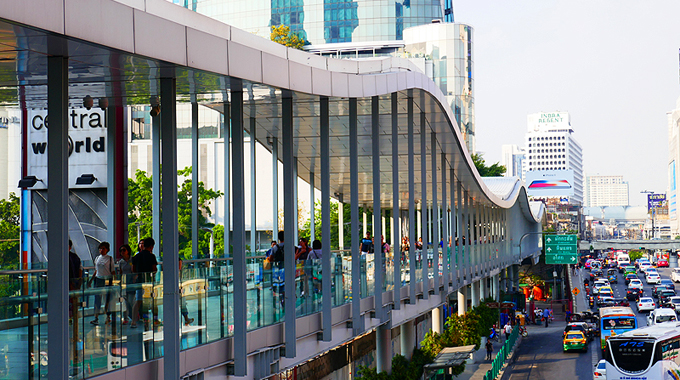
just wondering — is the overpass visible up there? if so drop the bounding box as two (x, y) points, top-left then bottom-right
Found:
(0, 1), (544, 379)
(579, 240), (680, 251)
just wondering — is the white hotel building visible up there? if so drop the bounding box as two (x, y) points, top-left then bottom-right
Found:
(522, 111), (584, 204)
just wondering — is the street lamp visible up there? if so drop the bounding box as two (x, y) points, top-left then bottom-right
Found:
(641, 190), (656, 239)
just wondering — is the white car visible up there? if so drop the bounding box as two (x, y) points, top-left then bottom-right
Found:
(647, 308), (677, 326)
(629, 279), (644, 290)
(593, 359), (606, 380)
(639, 262), (652, 273)
(668, 296), (680, 312)
(672, 268), (680, 283)
(647, 273), (661, 285)
(637, 297), (656, 312)
(646, 268), (659, 276)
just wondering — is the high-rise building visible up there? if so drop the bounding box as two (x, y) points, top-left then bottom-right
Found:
(584, 175), (629, 207)
(500, 144), (524, 178)
(167, 0), (476, 153)
(667, 97), (680, 237)
(522, 111), (584, 204)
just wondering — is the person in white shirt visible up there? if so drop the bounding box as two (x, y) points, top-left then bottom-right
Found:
(504, 322), (513, 341)
(90, 242), (115, 325)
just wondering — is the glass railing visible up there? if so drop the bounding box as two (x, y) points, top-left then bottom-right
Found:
(0, 246), (475, 379)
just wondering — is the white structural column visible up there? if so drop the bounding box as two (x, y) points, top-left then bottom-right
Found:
(282, 91), (297, 357)
(457, 287), (466, 315)
(432, 306), (442, 334)
(46, 54), (69, 380)
(376, 325), (392, 374)
(391, 93), (401, 308)
(349, 98), (363, 334)
(407, 91), (417, 305)
(471, 280), (479, 308)
(400, 321), (415, 360)
(481, 277), (487, 301)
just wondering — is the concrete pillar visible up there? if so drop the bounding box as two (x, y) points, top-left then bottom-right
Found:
(480, 277), (487, 301)
(457, 288), (467, 315)
(376, 325), (392, 374)
(432, 306), (442, 334)
(493, 274), (500, 301)
(513, 265), (520, 292)
(471, 281), (480, 308)
(670, 251), (678, 268)
(400, 322), (415, 360)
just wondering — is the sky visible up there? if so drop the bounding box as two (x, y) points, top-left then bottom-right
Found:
(454, 0), (680, 206)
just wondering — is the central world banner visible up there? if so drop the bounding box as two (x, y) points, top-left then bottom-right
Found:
(27, 108), (108, 188)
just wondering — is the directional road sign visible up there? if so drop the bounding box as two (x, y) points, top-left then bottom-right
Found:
(546, 254), (578, 264)
(545, 234), (578, 264)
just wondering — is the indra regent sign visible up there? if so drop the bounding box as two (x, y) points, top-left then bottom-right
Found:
(27, 108), (108, 189)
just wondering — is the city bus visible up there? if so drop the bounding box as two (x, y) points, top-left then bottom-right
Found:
(605, 322), (680, 379)
(599, 306), (637, 352)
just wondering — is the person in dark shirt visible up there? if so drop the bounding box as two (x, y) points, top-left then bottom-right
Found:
(130, 237), (158, 328)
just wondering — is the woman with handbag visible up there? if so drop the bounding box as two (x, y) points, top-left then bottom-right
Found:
(90, 242), (115, 325)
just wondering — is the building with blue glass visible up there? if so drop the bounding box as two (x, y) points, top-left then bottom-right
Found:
(170, 0), (476, 153)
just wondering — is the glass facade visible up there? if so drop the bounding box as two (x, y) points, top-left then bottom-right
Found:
(171, 0), (443, 45)
(403, 23), (475, 153)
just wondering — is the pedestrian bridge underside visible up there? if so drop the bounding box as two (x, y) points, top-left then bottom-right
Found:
(0, 1), (544, 379)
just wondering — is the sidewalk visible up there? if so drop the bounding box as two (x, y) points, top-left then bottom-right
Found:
(456, 331), (523, 380)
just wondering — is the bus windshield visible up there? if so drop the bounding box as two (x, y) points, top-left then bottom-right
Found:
(610, 340), (655, 373)
(603, 317), (636, 330)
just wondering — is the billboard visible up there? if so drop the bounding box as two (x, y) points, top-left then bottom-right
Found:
(26, 108), (108, 189)
(647, 193), (666, 213)
(525, 170), (575, 197)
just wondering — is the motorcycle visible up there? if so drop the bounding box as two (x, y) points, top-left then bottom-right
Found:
(489, 327), (500, 342)
(518, 325), (528, 337)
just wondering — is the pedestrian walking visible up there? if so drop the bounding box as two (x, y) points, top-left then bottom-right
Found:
(504, 322), (512, 341)
(485, 339), (493, 360)
(543, 308), (550, 327)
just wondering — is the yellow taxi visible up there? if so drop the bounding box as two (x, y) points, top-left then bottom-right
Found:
(563, 331), (588, 353)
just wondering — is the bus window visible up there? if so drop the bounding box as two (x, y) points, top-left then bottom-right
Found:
(603, 317), (636, 330)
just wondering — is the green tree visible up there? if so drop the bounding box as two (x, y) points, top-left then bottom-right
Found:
(629, 250), (644, 262)
(0, 193), (20, 270)
(471, 153), (506, 177)
(127, 168), (222, 260)
(270, 25), (305, 49)
(298, 200), (353, 250)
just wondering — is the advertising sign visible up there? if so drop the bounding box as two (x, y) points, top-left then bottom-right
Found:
(647, 194), (666, 212)
(525, 170), (575, 197)
(26, 108), (108, 189)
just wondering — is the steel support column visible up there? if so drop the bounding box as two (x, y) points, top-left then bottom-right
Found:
(320, 96), (332, 341)
(191, 100), (199, 259)
(441, 155), (448, 292)
(407, 91), (416, 305)
(160, 76), (181, 380)
(223, 101), (231, 261)
(391, 93), (401, 309)
(152, 109), (160, 248)
(250, 117), (257, 254)
(46, 54), (69, 380)
(230, 82), (247, 374)
(431, 132), (439, 295)
(420, 112), (428, 298)
(282, 91), (296, 357)
(371, 96), (384, 321)
(272, 136), (278, 237)
(457, 181), (462, 284)
(349, 98), (363, 334)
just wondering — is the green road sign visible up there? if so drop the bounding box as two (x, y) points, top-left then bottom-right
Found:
(545, 235), (577, 245)
(545, 245), (576, 254)
(546, 254), (578, 264)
